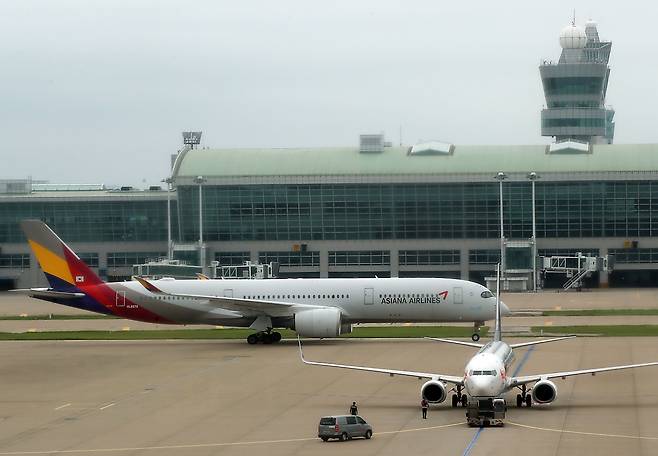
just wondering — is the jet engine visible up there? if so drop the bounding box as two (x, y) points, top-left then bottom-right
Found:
(531, 380), (558, 404)
(294, 308), (344, 338)
(421, 380), (447, 403)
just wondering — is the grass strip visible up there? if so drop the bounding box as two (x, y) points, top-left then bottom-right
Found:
(542, 309), (658, 317)
(530, 325), (658, 337)
(0, 326), (489, 341)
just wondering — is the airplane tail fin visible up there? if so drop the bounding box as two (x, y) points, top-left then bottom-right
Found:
(494, 263), (502, 342)
(21, 220), (104, 292)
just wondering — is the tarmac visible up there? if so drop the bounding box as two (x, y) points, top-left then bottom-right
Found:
(1, 338), (658, 456)
(1, 289), (658, 455)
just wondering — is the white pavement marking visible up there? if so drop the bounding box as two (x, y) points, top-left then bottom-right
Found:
(0, 422), (466, 455)
(54, 404), (71, 411)
(99, 403), (115, 411)
(507, 421), (658, 440)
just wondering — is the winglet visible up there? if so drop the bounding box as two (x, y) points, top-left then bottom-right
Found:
(494, 263), (502, 342)
(133, 276), (163, 293)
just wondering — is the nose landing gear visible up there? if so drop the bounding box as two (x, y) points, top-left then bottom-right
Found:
(246, 329), (282, 345)
(471, 321), (484, 341)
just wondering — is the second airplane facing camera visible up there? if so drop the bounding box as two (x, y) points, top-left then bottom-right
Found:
(15, 220), (506, 344)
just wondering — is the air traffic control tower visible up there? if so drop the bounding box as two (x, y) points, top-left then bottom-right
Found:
(540, 20), (615, 145)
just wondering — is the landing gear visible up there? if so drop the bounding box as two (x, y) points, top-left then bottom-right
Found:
(516, 385), (532, 407)
(471, 321), (483, 342)
(451, 386), (468, 408)
(246, 330), (282, 345)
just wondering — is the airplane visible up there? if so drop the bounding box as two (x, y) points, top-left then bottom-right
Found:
(14, 220), (506, 345)
(298, 266), (658, 426)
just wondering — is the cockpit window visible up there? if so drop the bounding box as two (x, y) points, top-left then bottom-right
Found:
(480, 291), (494, 299)
(469, 370), (497, 376)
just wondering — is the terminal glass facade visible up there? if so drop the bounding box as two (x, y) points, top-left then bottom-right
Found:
(0, 200), (172, 243)
(177, 181), (658, 242)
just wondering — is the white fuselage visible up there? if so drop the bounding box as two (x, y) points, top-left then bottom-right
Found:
(111, 277), (502, 326)
(463, 341), (514, 398)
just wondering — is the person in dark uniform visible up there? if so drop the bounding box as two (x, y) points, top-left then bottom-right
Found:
(421, 398), (429, 419)
(349, 401), (358, 415)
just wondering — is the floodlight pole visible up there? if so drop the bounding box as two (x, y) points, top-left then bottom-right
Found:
(162, 177), (174, 261)
(528, 172), (540, 292)
(195, 175), (207, 273)
(495, 172), (507, 278)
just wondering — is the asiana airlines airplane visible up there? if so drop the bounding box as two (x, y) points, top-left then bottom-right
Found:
(14, 220), (508, 344)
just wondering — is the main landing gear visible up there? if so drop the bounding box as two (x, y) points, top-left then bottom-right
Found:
(246, 330), (282, 345)
(515, 385), (532, 407)
(471, 321), (484, 342)
(450, 385), (467, 408)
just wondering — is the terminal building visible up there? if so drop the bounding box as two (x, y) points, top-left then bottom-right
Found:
(2, 20), (658, 290)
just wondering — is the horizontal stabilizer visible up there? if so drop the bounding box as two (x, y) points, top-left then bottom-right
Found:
(10, 288), (85, 299)
(509, 335), (576, 349)
(424, 337), (484, 348)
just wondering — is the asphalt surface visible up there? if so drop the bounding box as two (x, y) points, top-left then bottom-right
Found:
(1, 338), (657, 455)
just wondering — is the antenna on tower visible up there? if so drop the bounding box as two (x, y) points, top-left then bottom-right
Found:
(572, 9), (576, 26)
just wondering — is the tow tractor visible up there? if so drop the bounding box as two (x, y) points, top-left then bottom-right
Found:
(466, 397), (506, 427)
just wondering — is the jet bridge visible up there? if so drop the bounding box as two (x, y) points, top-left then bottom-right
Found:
(540, 253), (614, 290)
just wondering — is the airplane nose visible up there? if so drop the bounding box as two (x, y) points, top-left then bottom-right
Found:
(466, 377), (493, 397)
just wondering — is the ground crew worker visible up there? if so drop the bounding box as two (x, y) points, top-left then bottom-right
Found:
(421, 398), (429, 419)
(350, 401), (358, 415)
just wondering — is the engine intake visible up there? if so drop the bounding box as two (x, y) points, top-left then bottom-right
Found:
(532, 380), (558, 404)
(294, 308), (343, 338)
(421, 380), (447, 403)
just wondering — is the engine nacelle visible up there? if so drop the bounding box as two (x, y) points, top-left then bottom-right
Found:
(294, 308), (343, 338)
(532, 380), (558, 404)
(421, 380), (447, 404)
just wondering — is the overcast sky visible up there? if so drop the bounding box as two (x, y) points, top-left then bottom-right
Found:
(1, 0), (656, 188)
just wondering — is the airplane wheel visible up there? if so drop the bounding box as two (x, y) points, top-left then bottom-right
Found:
(262, 333), (273, 344)
(516, 394), (523, 407)
(247, 334), (259, 345)
(451, 394), (459, 408)
(272, 331), (282, 342)
(461, 394), (467, 407)
(471, 333), (480, 342)
(525, 394), (532, 407)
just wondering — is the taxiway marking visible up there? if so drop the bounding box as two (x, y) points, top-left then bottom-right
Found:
(54, 404), (71, 411)
(99, 403), (115, 411)
(507, 421), (658, 440)
(0, 422), (465, 454)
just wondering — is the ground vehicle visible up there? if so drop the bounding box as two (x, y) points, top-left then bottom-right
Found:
(466, 397), (506, 427)
(318, 415), (373, 441)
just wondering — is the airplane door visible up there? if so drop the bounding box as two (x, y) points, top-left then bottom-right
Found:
(453, 287), (463, 305)
(363, 288), (374, 305)
(115, 291), (126, 307)
(223, 289), (233, 298)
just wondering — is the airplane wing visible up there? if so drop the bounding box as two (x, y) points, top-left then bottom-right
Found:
(424, 337), (484, 348)
(510, 361), (658, 387)
(298, 338), (464, 385)
(134, 276), (327, 317)
(508, 335), (577, 349)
